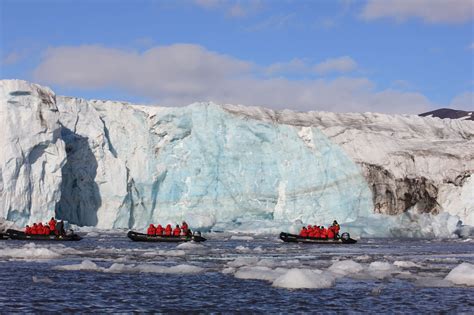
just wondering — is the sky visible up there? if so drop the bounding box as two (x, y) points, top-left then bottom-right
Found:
(0, 0), (473, 114)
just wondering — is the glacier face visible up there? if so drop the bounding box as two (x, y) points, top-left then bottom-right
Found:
(1, 80), (473, 235)
(56, 97), (373, 229)
(0, 80), (66, 227)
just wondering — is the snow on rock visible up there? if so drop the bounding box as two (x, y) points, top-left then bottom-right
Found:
(0, 80), (66, 227)
(445, 262), (474, 286)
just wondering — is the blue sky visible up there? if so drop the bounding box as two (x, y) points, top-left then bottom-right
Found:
(1, 0), (473, 114)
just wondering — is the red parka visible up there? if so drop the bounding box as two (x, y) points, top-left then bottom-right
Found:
(155, 225), (163, 235)
(147, 224), (156, 236)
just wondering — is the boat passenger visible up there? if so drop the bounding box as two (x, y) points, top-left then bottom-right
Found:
(327, 226), (335, 239)
(182, 221), (188, 231)
(25, 225), (31, 234)
(44, 224), (51, 235)
(147, 224), (156, 236)
(56, 220), (65, 236)
(173, 225), (181, 236)
(313, 226), (321, 239)
(164, 224), (172, 236)
(49, 217), (56, 231)
(299, 227), (308, 237)
(320, 226), (328, 239)
(332, 220), (340, 235)
(155, 224), (164, 235)
(38, 223), (44, 234)
(31, 223), (38, 235)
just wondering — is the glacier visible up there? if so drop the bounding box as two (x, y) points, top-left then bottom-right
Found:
(0, 80), (473, 237)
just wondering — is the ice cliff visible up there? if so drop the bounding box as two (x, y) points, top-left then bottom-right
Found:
(1, 80), (473, 236)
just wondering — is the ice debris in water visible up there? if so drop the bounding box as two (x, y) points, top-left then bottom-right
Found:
(54, 260), (204, 274)
(272, 269), (336, 289)
(0, 243), (61, 260)
(32, 276), (54, 284)
(444, 263), (474, 286)
(328, 260), (364, 276)
(393, 261), (421, 268)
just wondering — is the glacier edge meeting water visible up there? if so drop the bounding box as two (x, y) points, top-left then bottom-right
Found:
(1, 80), (473, 238)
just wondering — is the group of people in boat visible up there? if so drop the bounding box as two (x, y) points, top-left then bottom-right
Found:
(24, 217), (65, 236)
(147, 221), (191, 237)
(299, 220), (340, 239)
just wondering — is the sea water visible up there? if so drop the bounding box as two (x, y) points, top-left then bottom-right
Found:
(0, 233), (473, 312)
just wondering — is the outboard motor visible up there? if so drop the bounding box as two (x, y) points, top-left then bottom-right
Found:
(341, 232), (350, 241)
(193, 231), (201, 237)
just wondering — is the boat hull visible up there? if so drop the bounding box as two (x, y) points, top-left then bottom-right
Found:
(6, 229), (82, 241)
(279, 232), (357, 244)
(127, 231), (206, 242)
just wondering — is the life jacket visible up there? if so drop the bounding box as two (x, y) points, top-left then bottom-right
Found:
(182, 222), (188, 230)
(31, 224), (37, 235)
(25, 226), (31, 234)
(299, 228), (308, 237)
(320, 228), (327, 239)
(173, 226), (181, 236)
(334, 224), (340, 234)
(327, 227), (335, 239)
(307, 228), (315, 238)
(164, 225), (172, 236)
(155, 225), (163, 235)
(314, 227), (321, 239)
(38, 223), (44, 234)
(147, 224), (156, 236)
(44, 226), (51, 235)
(49, 219), (56, 231)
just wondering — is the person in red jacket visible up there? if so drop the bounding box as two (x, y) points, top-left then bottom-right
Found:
(44, 224), (51, 235)
(147, 224), (156, 236)
(155, 224), (164, 235)
(173, 225), (181, 236)
(30, 223), (38, 235)
(48, 217), (56, 232)
(164, 224), (172, 236)
(37, 223), (44, 235)
(327, 226), (335, 239)
(320, 226), (328, 239)
(25, 225), (31, 234)
(299, 227), (308, 237)
(314, 226), (321, 239)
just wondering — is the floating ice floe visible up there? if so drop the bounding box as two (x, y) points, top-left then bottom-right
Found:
(54, 260), (204, 274)
(0, 243), (61, 260)
(444, 263), (474, 286)
(327, 260), (364, 276)
(272, 269), (336, 289)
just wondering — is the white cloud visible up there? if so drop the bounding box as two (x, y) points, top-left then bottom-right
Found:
(193, 0), (261, 18)
(360, 0), (474, 24)
(2, 52), (22, 65)
(449, 92), (474, 109)
(314, 56), (358, 75)
(33, 44), (434, 114)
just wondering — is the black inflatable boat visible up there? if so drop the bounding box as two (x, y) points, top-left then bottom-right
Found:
(279, 232), (357, 244)
(127, 231), (207, 243)
(6, 229), (82, 241)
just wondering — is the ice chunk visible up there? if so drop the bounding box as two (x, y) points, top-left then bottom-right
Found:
(328, 260), (364, 276)
(32, 276), (54, 284)
(234, 266), (285, 281)
(0, 243), (61, 260)
(393, 261), (421, 268)
(230, 235), (254, 241)
(227, 257), (259, 267)
(176, 242), (206, 250)
(272, 269), (335, 289)
(54, 260), (101, 271)
(445, 263), (474, 286)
